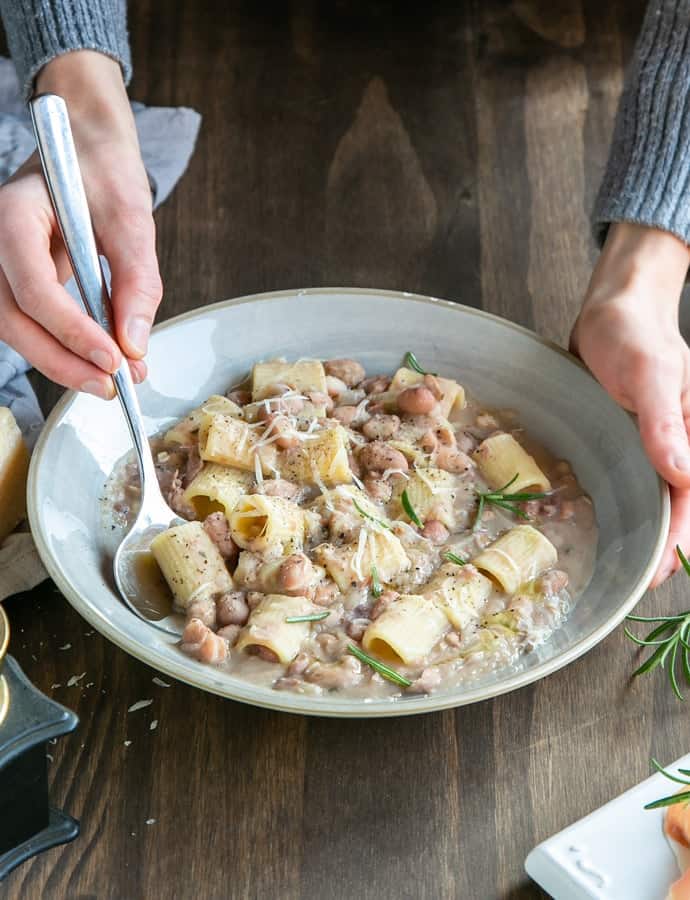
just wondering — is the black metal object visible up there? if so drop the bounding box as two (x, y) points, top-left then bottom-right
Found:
(0, 654), (79, 880)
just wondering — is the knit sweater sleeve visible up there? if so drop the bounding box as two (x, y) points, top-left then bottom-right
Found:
(594, 0), (690, 244)
(0, 0), (131, 102)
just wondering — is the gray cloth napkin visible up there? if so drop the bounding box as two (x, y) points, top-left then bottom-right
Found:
(0, 55), (201, 600)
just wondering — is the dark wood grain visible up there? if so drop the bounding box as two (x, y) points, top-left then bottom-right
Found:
(3, 1), (677, 898)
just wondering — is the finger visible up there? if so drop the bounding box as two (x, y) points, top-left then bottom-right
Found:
(635, 372), (690, 488)
(0, 293), (115, 399)
(97, 204), (162, 359)
(129, 358), (147, 384)
(0, 203), (122, 374)
(650, 486), (690, 587)
(49, 231), (73, 285)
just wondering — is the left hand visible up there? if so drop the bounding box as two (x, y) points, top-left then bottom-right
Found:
(571, 222), (690, 587)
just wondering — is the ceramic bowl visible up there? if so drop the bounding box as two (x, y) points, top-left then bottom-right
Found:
(27, 288), (669, 717)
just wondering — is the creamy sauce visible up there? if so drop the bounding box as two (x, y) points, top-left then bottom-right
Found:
(103, 360), (598, 700)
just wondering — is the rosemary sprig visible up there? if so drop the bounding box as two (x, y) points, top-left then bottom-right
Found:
(401, 488), (423, 528)
(352, 499), (391, 531)
(625, 545), (690, 701)
(443, 551), (467, 566)
(371, 564), (383, 598)
(285, 611), (330, 624)
(644, 758), (690, 810)
(473, 474), (547, 530)
(347, 643), (412, 687)
(403, 351), (436, 377)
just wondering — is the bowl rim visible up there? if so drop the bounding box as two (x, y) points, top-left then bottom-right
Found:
(27, 286), (671, 718)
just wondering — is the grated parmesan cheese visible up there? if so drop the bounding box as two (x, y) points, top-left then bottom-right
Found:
(382, 468), (409, 481)
(254, 450), (264, 488)
(352, 526), (369, 580)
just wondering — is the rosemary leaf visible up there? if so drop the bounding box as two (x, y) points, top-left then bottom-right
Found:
(352, 499), (391, 531)
(285, 611), (330, 624)
(626, 613), (689, 623)
(403, 351), (436, 376)
(623, 625), (675, 647)
(645, 791), (690, 810)
(371, 565), (383, 598)
(474, 472), (547, 523)
(401, 488), (423, 528)
(442, 551), (467, 566)
(650, 758), (690, 786)
(669, 642), (684, 701)
(347, 643), (412, 687)
(683, 647), (690, 687)
(678, 544), (690, 579)
(631, 641), (670, 678)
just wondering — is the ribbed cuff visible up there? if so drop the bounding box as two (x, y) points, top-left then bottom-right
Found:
(594, 0), (690, 246)
(0, 0), (131, 102)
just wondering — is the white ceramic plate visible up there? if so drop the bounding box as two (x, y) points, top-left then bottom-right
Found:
(28, 288), (670, 717)
(526, 753), (690, 899)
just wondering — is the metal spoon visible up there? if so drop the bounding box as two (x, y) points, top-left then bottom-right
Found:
(30, 93), (184, 637)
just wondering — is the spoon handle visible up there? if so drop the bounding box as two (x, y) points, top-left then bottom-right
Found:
(29, 93), (158, 490)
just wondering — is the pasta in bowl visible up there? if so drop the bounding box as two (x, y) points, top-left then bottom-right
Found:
(106, 354), (598, 698)
(27, 288), (668, 716)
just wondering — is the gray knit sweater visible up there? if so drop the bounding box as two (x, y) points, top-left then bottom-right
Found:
(0, 0), (689, 244)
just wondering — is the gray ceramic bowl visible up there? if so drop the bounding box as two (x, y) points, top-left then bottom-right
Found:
(28, 289), (669, 717)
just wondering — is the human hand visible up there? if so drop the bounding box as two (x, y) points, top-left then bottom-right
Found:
(571, 222), (690, 586)
(0, 51), (162, 399)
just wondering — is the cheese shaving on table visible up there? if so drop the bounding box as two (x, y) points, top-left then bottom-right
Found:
(128, 699), (154, 713)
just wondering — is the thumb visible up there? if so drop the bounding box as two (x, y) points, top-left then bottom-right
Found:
(98, 205), (163, 359)
(636, 376), (690, 488)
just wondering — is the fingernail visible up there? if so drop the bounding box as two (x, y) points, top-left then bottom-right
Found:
(674, 456), (690, 472)
(89, 348), (115, 373)
(81, 379), (114, 400)
(126, 316), (149, 355)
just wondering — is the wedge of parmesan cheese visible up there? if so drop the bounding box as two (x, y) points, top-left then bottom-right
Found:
(0, 407), (29, 543)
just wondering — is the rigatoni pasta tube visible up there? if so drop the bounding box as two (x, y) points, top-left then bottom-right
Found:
(317, 528), (410, 591)
(182, 464), (253, 519)
(423, 563), (492, 632)
(472, 525), (557, 595)
(362, 594), (448, 664)
(199, 414), (278, 475)
(234, 551), (326, 594)
(165, 395), (242, 445)
(151, 521), (233, 611)
(280, 425), (352, 487)
(473, 432), (550, 493)
(230, 494), (305, 553)
(389, 367), (465, 418)
(251, 359), (327, 401)
(394, 467), (458, 530)
(236, 594), (316, 663)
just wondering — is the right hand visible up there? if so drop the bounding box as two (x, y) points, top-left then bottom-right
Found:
(570, 222), (690, 586)
(0, 51), (162, 399)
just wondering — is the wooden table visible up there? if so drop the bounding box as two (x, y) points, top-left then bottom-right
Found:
(4, 2), (681, 897)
